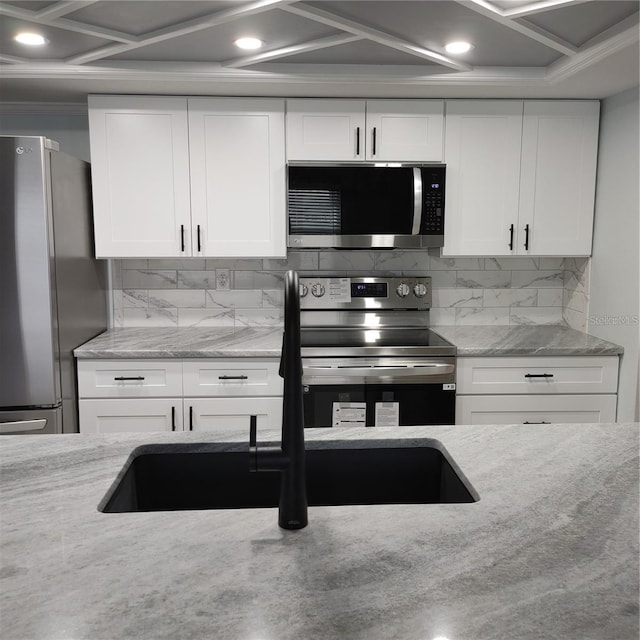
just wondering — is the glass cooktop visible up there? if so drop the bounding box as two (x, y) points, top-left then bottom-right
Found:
(300, 328), (456, 357)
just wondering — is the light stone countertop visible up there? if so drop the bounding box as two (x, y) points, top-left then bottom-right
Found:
(74, 325), (623, 359)
(432, 325), (624, 356)
(74, 326), (284, 358)
(1, 424), (638, 640)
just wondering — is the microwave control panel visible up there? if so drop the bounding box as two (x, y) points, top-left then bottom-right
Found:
(420, 169), (445, 235)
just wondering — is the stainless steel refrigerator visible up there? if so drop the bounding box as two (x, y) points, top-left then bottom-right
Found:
(0, 136), (107, 434)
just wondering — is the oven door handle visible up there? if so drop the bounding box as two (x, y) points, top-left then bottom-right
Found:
(303, 363), (455, 377)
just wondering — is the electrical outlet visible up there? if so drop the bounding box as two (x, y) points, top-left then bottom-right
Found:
(216, 269), (231, 291)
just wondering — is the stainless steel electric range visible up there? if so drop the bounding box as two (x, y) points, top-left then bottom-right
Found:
(298, 276), (456, 428)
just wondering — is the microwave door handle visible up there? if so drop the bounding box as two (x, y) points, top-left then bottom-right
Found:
(411, 167), (423, 235)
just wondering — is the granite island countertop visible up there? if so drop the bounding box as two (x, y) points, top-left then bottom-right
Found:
(1, 424), (638, 640)
(74, 325), (624, 359)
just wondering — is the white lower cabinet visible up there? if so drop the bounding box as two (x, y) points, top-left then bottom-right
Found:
(456, 394), (617, 425)
(79, 398), (182, 434)
(185, 398), (283, 432)
(455, 355), (619, 425)
(77, 358), (283, 434)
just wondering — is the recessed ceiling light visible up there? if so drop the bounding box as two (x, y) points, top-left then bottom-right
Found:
(445, 41), (473, 54)
(14, 32), (48, 46)
(234, 37), (263, 50)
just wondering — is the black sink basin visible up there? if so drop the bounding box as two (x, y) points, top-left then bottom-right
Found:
(99, 441), (478, 513)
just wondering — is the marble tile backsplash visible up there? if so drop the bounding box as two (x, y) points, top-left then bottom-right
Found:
(109, 252), (582, 329)
(563, 257), (591, 331)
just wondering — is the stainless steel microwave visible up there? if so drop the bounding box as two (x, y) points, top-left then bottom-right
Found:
(287, 163), (445, 249)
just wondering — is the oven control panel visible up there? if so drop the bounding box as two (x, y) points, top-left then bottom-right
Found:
(299, 277), (431, 310)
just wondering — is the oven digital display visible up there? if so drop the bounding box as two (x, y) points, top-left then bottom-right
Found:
(351, 282), (388, 298)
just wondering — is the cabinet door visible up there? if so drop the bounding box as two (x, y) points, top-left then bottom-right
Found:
(443, 101), (523, 256)
(286, 99), (366, 161)
(365, 100), (444, 161)
(518, 101), (599, 256)
(188, 98), (286, 257)
(88, 95), (191, 258)
(79, 398), (182, 433)
(456, 394), (617, 425)
(185, 398), (283, 432)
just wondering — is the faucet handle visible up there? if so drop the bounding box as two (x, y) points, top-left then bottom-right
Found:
(249, 415), (257, 446)
(249, 415), (258, 472)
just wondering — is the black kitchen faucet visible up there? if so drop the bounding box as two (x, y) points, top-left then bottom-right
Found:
(249, 270), (308, 530)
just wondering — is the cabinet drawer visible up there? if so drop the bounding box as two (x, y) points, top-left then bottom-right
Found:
(183, 360), (283, 397)
(79, 398), (182, 433)
(78, 360), (183, 398)
(456, 356), (618, 395)
(456, 394), (617, 425)
(185, 397), (283, 432)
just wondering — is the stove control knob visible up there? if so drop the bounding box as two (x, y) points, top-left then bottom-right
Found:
(311, 283), (326, 298)
(396, 283), (411, 298)
(413, 283), (428, 298)
(299, 284), (308, 298)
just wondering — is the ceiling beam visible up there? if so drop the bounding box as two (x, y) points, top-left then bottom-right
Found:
(502, 0), (594, 19)
(459, 0), (578, 55)
(65, 0), (297, 65)
(547, 12), (639, 82)
(0, 2), (137, 44)
(35, 1), (100, 20)
(281, 2), (472, 71)
(223, 34), (363, 68)
(0, 53), (28, 64)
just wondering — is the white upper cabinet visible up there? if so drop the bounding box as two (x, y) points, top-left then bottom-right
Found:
(286, 99), (366, 161)
(88, 95), (286, 258)
(286, 99), (444, 162)
(365, 100), (444, 161)
(188, 98), (286, 258)
(443, 101), (524, 256)
(518, 101), (600, 256)
(443, 99), (600, 257)
(88, 96), (191, 258)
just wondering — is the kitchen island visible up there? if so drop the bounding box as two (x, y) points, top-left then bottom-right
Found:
(1, 423), (638, 639)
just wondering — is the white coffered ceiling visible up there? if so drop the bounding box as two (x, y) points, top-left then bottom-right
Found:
(0, 0), (638, 102)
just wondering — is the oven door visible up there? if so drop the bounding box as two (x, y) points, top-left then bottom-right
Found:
(302, 357), (456, 427)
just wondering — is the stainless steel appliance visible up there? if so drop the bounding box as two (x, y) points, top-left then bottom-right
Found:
(288, 163), (446, 249)
(0, 136), (108, 434)
(299, 276), (456, 427)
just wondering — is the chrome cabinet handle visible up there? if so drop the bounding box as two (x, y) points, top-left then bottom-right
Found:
(114, 376), (145, 381)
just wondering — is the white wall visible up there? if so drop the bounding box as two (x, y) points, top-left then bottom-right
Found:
(0, 103), (90, 161)
(589, 87), (640, 421)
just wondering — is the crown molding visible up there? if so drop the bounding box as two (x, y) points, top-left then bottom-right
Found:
(0, 101), (88, 116)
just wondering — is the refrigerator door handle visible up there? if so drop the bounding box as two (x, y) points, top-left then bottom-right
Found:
(0, 419), (48, 434)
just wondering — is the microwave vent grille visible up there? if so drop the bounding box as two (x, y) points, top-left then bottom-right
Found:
(289, 189), (341, 234)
